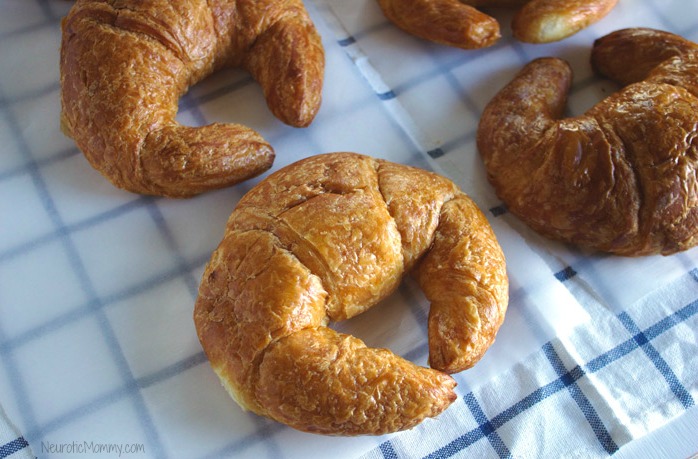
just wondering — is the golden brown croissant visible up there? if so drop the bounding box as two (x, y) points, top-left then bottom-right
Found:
(60, 0), (324, 197)
(194, 152), (508, 435)
(376, 0), (617, 48)
(478, 28), (698, 256)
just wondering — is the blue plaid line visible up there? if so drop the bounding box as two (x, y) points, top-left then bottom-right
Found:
(427, 148), (445, 159)
(421, 364), (599, 457)
(0, 145), (78, 182)
(136, 352), (207, 389)
(384, 47), (486, 105)
(463, 393), (512, 459)
(179, 92), (210, 127)
(689, 267), (698, 284)
(379, 441), (399, 459)
(24, 352), (207, 442)
(1, 80), (60, 107)
(338, 36), (356, 47)
(555, 266), (578, 282)
(402, 341), (429, 364)
(0, 78), (167, 456)
(198, 415), (285, 459)
(587, 295), (698, 373)
(419, 288), (698, 459)
(142, 198), (200, 297)
(431, 58), (480, 120)
(332, 20), (392, 47)
(0, 96), (55, 438)
(542, 343), (618, 454)
(34, 177), (167, 459)
(377, 90), (397, 100)
(17, 345), (283, 459)
(0, 250), (209, 354)
(0, 436), (29, 459)
(0, 21), (47, 40)
(0, 195), (146, 264)
(489, 205), (507, 217)
(617, 312), (695, 409)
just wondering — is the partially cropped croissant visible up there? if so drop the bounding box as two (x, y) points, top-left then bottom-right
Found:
(376, 0), (617, 48)
(60, 0), (324, 197)
(478, 28), (698, 256)
(194, 153), (508, 435)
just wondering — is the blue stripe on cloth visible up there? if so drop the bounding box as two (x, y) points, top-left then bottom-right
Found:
(377, 90), (397, 100)
(419, 287), (698, 459)
(542, 343), (618, 454)
(0, 80), (166, 457)
(617, 312), (695, 409)
(0, 436), (29, 459)
(379, 441), (398, 459)
(554, 266), (578, 282)
(489, 205), (507, 217)
(587, 297), (698, 373)
(338, 36), (356, 46)
(462, 393), (512, 459)
(427, 148), (445, 159)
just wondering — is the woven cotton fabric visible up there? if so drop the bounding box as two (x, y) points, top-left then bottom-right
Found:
(1, 0), (697, 458)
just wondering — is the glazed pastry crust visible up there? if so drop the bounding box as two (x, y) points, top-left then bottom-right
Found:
(194, 153), (508, 435)
(478, 28), (698, 256)
(507, 0), (618, 43)
(376, 0), (500, 49)
(376, 0), (617, 48)
(60, 0), (324, 197)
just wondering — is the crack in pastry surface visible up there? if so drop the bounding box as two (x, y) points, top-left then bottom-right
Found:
(194, 152), (508, 435)
(478, 28), (698, 255)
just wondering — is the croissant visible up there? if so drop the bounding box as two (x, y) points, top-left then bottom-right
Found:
(478, 28), (698, 256)
(376, 0), (617, 48)
(60, 0), (324, 197)
(193, 152), (508, 435)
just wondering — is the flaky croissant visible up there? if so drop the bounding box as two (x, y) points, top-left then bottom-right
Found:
(478, 28), (698, 256)
(194, 153), (508, 435)
(376, 0), (617, 48)
(60, 0), (324, 197)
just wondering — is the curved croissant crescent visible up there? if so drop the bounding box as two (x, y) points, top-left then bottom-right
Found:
(60, 0), (324, 197)
(194, 153), (508, 435)
(376, 0), (617, 48)
(478, 28), (698, 256)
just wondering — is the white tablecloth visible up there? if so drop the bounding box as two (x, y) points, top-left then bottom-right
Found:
(1, 0), (697, 458)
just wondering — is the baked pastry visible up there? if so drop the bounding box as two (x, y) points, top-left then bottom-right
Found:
(478, 28), (698, 256)
(60, 0), (324, 197)
(376, 0), (501, 49)
(507, 0), (618, 43)
(376, 0), (617, 48)
(194, 152), (508, 435)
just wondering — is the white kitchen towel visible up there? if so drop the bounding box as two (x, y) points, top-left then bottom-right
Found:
(358, 269), (698, 458)
(1, 0), (697, 458)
